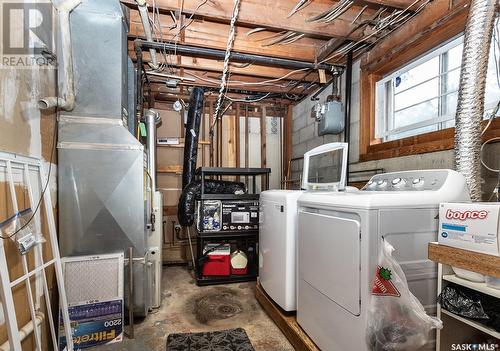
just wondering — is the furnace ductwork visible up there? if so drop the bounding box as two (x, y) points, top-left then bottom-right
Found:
(454, 0), (497, 201)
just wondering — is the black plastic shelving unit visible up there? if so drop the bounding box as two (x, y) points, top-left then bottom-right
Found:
(194, 167), (270, 286)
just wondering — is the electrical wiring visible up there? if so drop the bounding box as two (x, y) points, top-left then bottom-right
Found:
(184, 68), (309, 87)
(212, 0), (242, 128)
(480, 136), (500, 173)
(169, 0), (209, 42)
(351, 5), (368, 24)
(319, 0), (428, 64)
(223, 92), (272, 103)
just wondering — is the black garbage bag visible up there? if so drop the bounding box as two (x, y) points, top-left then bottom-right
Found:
(177, 180), (246, 227)
(438, 284), (490, 321)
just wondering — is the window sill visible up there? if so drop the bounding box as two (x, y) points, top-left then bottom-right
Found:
(359, 120), (500, 162)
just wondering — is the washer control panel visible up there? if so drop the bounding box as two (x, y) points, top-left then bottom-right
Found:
(362, 170), (450, 192)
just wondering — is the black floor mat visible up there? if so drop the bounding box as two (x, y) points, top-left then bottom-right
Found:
(166, 328), (255, 351)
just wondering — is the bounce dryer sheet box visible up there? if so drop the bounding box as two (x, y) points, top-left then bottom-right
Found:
(439, 202), (500, 256)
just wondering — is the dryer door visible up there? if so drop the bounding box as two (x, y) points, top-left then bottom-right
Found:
(298, 210), (361, 316)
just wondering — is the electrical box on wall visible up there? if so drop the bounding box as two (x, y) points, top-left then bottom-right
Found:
(318, 99), (345, 136)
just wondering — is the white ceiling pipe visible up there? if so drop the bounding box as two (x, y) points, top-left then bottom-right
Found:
(0, 312), (44, 351)
(39, 0), (81, 110)
(454, 0), (497, 201)
(136, 0), (159, 69)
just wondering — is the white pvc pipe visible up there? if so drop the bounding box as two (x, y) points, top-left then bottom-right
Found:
(39, 0), (81, 110)
(136, 0), (159, 69)
(0, 312), (44, 351)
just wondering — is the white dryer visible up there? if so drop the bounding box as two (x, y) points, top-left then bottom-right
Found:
(296, 170), (469, 351)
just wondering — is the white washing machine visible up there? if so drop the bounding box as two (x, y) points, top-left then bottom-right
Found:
(259, 142), (349, 312)
(259, 190), (304, 311)
(296, 169), (469, 351)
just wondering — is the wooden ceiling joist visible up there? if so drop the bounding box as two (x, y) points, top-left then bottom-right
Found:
(128, 10), (325, 62)
(122, 0), (377, 39)
(363, 0), (470, 72)
(149, 68), (315, 95)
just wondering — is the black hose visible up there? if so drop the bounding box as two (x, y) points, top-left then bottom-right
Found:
(182, 87), (204, 190)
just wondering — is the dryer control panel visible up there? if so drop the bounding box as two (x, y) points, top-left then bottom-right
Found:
(362, 170), (451, 192)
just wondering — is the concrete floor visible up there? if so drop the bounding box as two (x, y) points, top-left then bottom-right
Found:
(92, 266), (294, 351)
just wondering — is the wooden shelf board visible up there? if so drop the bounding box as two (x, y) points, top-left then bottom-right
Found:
(443, 274), (500, 299)
(441, 310), (500, 340)
(428, 242), (500, 278)
(255, 280), (319, 351)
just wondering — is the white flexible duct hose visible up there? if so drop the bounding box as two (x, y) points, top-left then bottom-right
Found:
(136, 0), (159, 69)
(39, 0), (81, 110)
(454, 0), (497, 201)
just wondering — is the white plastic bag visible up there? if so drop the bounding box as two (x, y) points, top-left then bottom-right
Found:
(366, 240), (442, 351)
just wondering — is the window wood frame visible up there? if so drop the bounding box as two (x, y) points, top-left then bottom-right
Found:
(359, 0), (500, 162)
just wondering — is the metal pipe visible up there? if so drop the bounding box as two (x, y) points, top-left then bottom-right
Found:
(145, 109), (161, 193)
(128, 247), (134, 339)
(344, 50), (353, 185)
(454, 0), (497, 201)
(134, 39), (342, 72)
(136, 46), (144, 124)
(311, 77), (335, 101)
(136, 0), (159, 69)
(39, 0), (81, 110)
(0, 312), (44, 351)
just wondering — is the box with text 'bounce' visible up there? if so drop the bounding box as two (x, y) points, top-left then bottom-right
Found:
(439, 202), (500, 256)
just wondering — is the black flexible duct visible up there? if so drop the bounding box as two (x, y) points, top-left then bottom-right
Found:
(182, 87), (205, 190)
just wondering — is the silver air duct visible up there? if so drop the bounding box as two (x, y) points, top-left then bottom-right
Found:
(454, 0), (497, 201)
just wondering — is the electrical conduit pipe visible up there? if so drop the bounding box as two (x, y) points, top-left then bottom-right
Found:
(39, 0), (81, 111)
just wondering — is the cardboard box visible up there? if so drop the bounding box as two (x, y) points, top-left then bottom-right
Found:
(59, 299), (123, 350)
(439, 202), (500, 256)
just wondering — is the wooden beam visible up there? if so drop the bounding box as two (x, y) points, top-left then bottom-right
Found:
(148, 70), (312, 95)
(362, 0), (470, 73)
(428, 242), (500, 278)
(255, 281), (320, 351)
(128, 10), (325, 62)
(122, 0), (376, 39)
(316, 38), (350, 63)
(359, 0), (420, 9)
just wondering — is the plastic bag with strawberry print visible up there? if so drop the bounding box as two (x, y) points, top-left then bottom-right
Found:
(366, 240), (442, 351)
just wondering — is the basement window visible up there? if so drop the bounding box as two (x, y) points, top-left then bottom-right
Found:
(375, 32), (500, 142)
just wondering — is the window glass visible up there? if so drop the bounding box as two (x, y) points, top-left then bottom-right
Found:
(375, 21), (500, 142)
